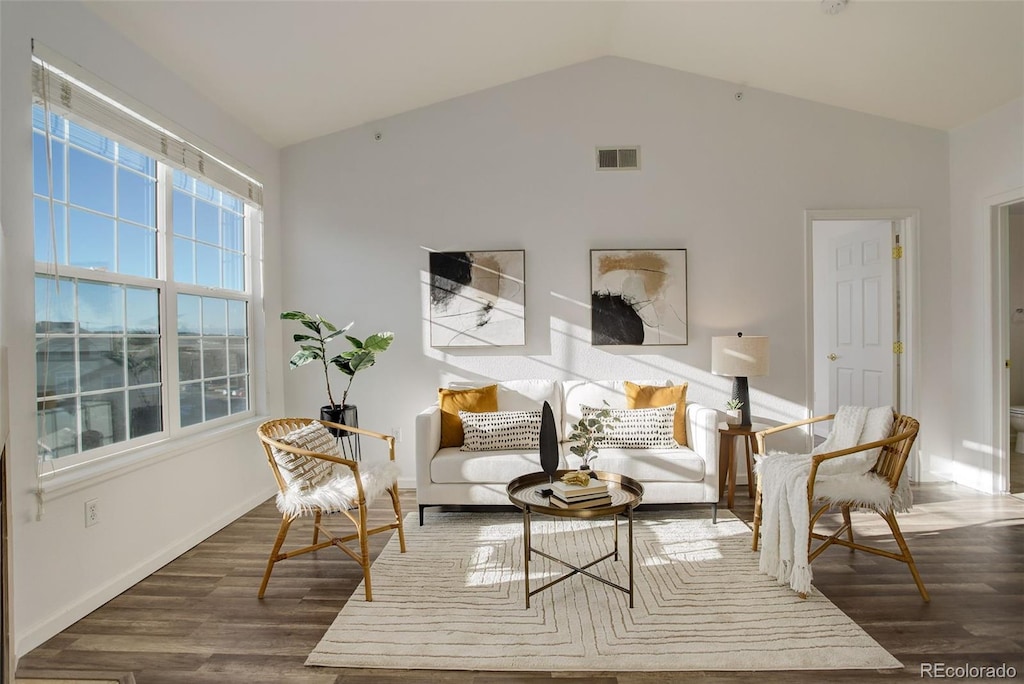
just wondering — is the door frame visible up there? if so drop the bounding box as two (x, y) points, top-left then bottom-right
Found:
(990, 187), (1024, 494)
(804, 209), (920, 474)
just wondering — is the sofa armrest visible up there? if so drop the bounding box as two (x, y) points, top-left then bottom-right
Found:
(415, 404), (441, 494)
(686, 403), (720, 493)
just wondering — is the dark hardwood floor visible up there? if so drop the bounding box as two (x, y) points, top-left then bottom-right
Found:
(16, 483), (1024, 683)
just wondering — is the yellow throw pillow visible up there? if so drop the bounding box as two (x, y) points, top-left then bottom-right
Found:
(624, 381), (688, 447)
(438, 385), (498, 448)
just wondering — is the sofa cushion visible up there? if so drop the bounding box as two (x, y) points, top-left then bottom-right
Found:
(496, 379), (563, 440)
(431, 446), (562, 484)
(625, 381), (689, 447)
(589, 447), (706, 483)
(439, 385), (498, 448)
(459, 409), (542, 451)
(583, 404), (677, 449)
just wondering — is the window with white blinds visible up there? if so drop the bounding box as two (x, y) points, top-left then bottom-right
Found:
(31, 44), (262, 473)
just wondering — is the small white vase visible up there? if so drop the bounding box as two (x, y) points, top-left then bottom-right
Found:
(725, 409), (742, 426)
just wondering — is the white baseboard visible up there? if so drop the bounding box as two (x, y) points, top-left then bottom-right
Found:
(15, 485), (276, 660)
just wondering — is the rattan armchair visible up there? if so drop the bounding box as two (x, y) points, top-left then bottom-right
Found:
(257, 417), (406, 601)
(751, 412), (928, 601)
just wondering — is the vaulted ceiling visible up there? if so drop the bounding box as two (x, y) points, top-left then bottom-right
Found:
(84, 1), (1024, 148)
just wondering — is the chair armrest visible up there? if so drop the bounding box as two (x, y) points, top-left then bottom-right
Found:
(318, 419), (397, 462)
(806, 427), (915, 499)
(415, 405), (441, 492)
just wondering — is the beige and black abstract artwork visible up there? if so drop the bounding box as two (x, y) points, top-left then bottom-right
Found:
(429, 250), (525, 347)
(591, 249), (687, 346)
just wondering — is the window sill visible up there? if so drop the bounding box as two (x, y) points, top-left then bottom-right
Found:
(37, 415), (266, 499)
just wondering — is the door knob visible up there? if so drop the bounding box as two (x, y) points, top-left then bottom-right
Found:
(827, 353), (838, 361)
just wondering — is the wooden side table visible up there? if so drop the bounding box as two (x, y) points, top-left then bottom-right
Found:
(718, 422), (767, 509)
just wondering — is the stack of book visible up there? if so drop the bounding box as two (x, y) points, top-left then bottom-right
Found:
(549, 478), (612, 509)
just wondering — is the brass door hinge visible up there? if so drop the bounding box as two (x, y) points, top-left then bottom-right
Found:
(893, 341), (904, 354)
(1007, 359), (1012, 369)
(892, 245), (903, 259)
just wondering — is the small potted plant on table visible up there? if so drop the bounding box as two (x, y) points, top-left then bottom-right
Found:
(725, 398), (744, 426)
(568, 403), (620, 475)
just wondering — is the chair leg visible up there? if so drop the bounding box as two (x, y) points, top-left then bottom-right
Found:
(258, 515), (293, 599)
(841, 505), (855, 546)
(357, 506), (373, 601)
(312, 511), (322, 545)
(388, 485), (407, 553)
(881, 509), (930, 602)
(751, 482), (763, 551)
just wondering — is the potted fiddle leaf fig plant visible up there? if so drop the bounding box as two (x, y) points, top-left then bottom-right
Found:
(281, 310), (394, 433)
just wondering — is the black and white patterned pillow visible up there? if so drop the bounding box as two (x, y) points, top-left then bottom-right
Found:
(581, 405), (678, 449)
(459, 410), (542, 451)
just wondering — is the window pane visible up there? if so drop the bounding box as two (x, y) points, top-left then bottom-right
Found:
(202, 338), (228, 378)
(118, 147), (155, 176)
(69, 122), (115, 159)
(126, 337), (160, 386)
(178, 338), (202, 381)
(34, 199), (67, 265)
(126, 287), (159, 334)
(118, 223), (157, 278)
(35, 276), (75, 333)
(196, 244), (220, 287)
(34, 133), (66, 201)
(79, 281), (124, 333)
(117, 169), (155, 227)
(195, 179), (217, 202)
(227, 300), (246, 337)
(228, 338), (247, 375)
(222, 211), (243, 252)
(69, 209), (115, 271)
(180, 382), (203, 427)
(68, 148), (114, 214)
(79, 337), (125, 392)
(204, 379), (229, 421)
(223, 252), (244, 291)
(129, 387), (162, 438)
(177, 294), (201, 335)
(195, 200), (219, 245)
(229, 376), (248, 414)
(82, 391), (126, 449)
(36, 337), (76, 397)
(37, 398), (78, 460)
(173, 236), (195, 284)
(173, 191), (194, 237)
(202, 297), (227, 335)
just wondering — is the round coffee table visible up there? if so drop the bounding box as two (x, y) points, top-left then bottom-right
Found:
(507, 470), (644, 608)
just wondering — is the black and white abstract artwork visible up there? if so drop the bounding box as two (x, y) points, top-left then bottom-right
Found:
(590, 249), (687, 346)
(429, 250), (526, 347)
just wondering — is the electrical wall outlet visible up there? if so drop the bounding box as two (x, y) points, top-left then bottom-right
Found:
(85, 499), (99, 527)
(393, 427), (403, 443)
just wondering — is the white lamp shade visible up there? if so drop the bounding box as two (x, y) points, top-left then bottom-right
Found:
(711, 335), (770, 377)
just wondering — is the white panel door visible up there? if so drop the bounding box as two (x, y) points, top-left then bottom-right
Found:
(814, 220), (895, 430)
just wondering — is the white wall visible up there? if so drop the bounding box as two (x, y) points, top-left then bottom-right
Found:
(280, 57), (951, 484)
(949, 97), (1024, 493)
(0, 1), (284, 657)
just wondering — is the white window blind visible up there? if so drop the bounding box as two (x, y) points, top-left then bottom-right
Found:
(31, 42), (263, 207)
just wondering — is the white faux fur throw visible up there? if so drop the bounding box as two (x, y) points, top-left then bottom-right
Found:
(755, 406), (897, 596)
(276, 462), (401, 519)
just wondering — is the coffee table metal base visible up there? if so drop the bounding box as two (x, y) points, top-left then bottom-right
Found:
(522, 506), (635, 608)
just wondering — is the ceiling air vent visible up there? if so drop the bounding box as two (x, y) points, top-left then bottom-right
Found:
(596, 146), (640, 171)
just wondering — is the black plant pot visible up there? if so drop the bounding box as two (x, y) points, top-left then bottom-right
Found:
(320, 404), (361, 460)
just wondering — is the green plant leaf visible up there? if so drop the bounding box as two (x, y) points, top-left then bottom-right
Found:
(363, 332), (394, 352)
(280, 311), (312, 322)
(299, 319), (321, 334)
(319, 316), (337, 333)
(292, 333), (318, 342)
(345, 335), (364, 350)
(288, 348), (321, 368)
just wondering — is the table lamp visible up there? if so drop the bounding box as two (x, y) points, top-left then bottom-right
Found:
(711, 332), (770, 428)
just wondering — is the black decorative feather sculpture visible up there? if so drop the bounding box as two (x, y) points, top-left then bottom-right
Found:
(539, 400), (559, 483)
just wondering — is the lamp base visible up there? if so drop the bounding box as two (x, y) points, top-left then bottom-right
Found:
(732, 376), (751, 428)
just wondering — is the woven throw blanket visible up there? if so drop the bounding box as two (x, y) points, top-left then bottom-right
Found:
(755, 406), (868, 595)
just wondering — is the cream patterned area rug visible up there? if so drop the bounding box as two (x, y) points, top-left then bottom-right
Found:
(307, 511), (901, 672)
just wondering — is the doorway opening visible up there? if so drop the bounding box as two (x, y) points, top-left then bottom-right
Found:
(999, 200), (1024, 495)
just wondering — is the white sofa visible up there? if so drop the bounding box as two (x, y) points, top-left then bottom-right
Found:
(415, 379), (720, 525)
